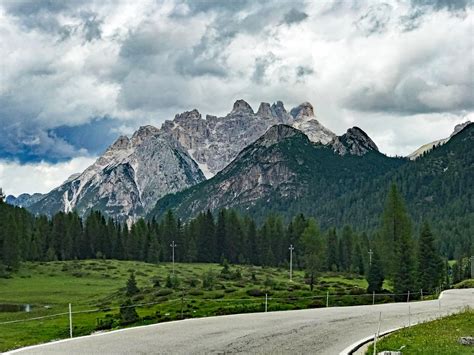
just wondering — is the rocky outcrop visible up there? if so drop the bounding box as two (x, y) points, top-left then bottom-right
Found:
(28, 129), (205, 223)
(331, 127), (379, 156)
(161, 100), (337, 177)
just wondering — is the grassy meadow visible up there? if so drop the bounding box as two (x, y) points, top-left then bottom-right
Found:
(0, 259), (394, 351)
(367, 308), (474, 354)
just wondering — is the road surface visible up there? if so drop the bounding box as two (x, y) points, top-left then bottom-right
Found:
(9, 289), (474, 355)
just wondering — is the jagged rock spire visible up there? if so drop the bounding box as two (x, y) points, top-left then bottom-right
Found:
(290, 102), (314, 119)
(231, 99), (254, 114)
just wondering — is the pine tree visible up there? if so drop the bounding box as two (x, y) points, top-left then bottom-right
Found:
(417, 222), (443, 293)
(367, 250), (384, 293)
(120, 299), (138, 325)
(2, 214), (21, 269)
(301, 218), (323, 291)
(379, 183), (413, 278)
(126, 272), (140, 296)
(325, 228), (338, 271)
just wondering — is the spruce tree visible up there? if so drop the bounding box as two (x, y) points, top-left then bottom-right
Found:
(301, 218), (323, 291)
(2, 214), (20, 270)
(126, 272), (140, 296)
(325, 228), (338, 271)
(367, 250), (384, 293)
(379, 183), (413, 278)
(417, 222), (443, 293)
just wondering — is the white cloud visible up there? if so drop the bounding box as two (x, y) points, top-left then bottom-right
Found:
(0, 157), (96, 196)
(0, 0), (472, 186)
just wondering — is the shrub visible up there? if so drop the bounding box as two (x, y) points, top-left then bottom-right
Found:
(165, 274), (180, 289)
(154, 288), (173, 297)
(119, 299), (139, 325)
(188, 289), (204, 296)
(202, 270), (216, 290)
(246, 289), (265, 297)
(151, 277), (161, 288)
(126, 272), (140, 296)
(453, 279), (474, 289)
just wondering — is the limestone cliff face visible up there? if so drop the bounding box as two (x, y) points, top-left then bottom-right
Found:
(29, 127), (205, 223)
(160, 100), (337, 177)
(27, 100), (381, 222)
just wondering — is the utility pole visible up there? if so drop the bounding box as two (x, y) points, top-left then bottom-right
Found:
(170, 241), (177, 276)
(69, 303), (73, 338)
(289, 244), (294, 281)
(368, 249), (373, 266)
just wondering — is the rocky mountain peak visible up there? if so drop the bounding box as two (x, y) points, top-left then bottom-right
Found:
(290, 102), (314, 119)
(108, 135), (130, 151)
(131, 125), (160, 145)
(175, 109), (201, 122)
(332, 126), (378, 156)
(258, 124), (302, 147)
(257, 102), (272, 118)
(271, 101), (291, 122)
(231, 99), (254, 115)
(451, 121), (471, 138)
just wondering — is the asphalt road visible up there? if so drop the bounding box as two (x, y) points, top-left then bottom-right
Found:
(9, 289), (474, 355)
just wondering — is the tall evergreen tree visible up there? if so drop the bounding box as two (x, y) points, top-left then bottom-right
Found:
(367, 249), (384, 293)
(417, 222), (444, 293)
(325, 228), (338, 271)
(379, 184), (413, 278)
(301, 218), (324, 291)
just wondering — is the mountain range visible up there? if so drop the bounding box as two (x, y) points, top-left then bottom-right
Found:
(24, 100), (376, 222)
(8, 100), (472, 236)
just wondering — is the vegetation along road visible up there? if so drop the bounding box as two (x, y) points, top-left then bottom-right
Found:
(9, 288), (473, 355)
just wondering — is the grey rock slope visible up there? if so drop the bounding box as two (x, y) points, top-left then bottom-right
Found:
(29, 126), (205, 223)
(27, 100), (376, 222)
(161, 100), (337, 177)
(150, 124), (391, 221)
(331, 127), (378, 156)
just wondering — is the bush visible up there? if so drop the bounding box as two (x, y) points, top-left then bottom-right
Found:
(154, 288), (173, 297)
(189, 278), (199, 288)
(202, 270), (216, 290)
(119, 299), (139, 325)
(453, 279), (474, 289)
(188, 289), (204, 296)
(151, 276), (161, 288)
(264, 276), (275, 289)
(165, 274), (180, 289)
(246, 289), (265, 297)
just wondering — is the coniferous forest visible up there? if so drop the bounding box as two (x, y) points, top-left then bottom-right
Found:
(0, 184), (471, 295)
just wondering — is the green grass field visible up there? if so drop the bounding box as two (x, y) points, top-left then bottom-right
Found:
(0, 259), (390, 352)
(367, 308), (474, 354)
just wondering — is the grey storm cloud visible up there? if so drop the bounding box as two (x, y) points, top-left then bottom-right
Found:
(3, 0), (101, 42)
(282, 9), (309, 25)
(252, 53), (278, 84)
(0, 0), (472, 166)
(345, 74), (474, 115)
(411, 0), (470, 11)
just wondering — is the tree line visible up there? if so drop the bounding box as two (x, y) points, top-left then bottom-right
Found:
(0, 184), (471, 294)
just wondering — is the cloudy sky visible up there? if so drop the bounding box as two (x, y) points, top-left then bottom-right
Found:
(0, 0), (473, 195)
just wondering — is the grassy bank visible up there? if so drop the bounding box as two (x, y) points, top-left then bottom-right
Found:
(367, 308), (474, 354)
(0, 259), (389, 351)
